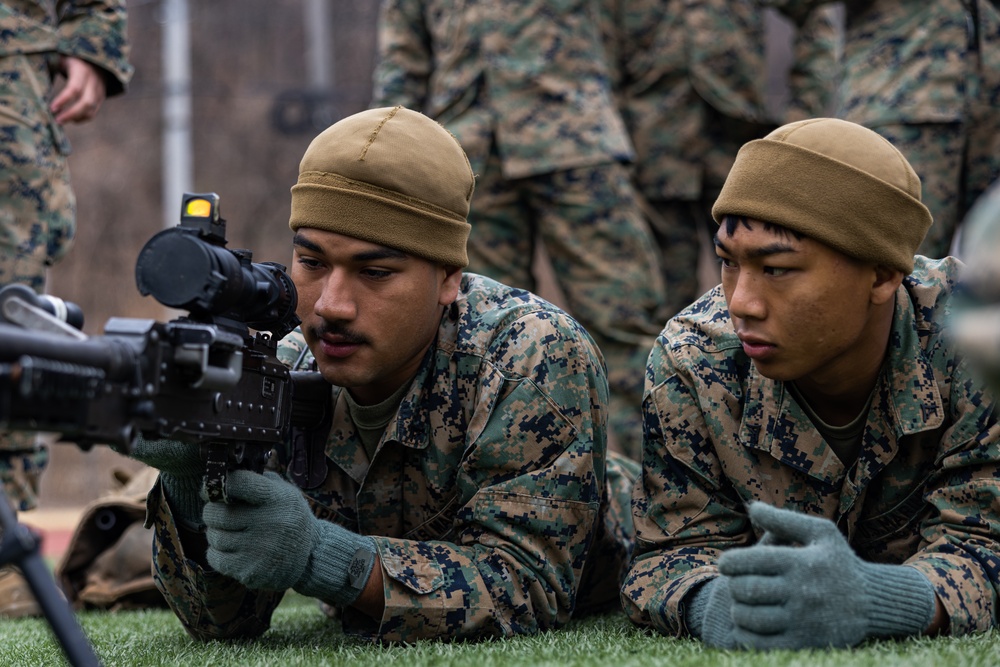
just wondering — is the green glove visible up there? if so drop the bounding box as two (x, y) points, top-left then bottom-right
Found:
(686, 576), (736, 647)
(718, 502), (936, 649)
(128, 435), (206, 528)
(202, 469), (376, 607)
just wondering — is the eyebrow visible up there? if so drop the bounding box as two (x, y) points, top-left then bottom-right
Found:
(292, 233), (323, 253)
(352, 247), (409, 262)
(292, 232), (410, 262)
(714, 235), (800, 259)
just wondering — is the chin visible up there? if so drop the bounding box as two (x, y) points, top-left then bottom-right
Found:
(313, 362), (352, 388)
(752, 361), (802, 383)
(317, 367), (342, 386)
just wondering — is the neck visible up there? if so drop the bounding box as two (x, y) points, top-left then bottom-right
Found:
(793, 298), (895, 426)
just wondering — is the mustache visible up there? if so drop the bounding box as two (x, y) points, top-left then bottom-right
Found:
(309, 321), (369, 346)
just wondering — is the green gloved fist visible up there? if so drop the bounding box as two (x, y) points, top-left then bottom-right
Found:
(128, 435), (206, 528)
(203, 469), (376, 607)
(686, 576), (736, 647)
(717, 502), (936, 649)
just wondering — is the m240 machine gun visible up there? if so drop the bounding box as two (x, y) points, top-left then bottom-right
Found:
(0, 192), (330, 501)
(0, 193), (329, 666)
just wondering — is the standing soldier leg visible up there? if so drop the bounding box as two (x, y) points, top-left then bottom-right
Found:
(0, 53), (76, 619)
(645, 198), (707, 319)
(874, 123), (964, 258)
(0, 55), (74, 514)
(532, 162), (667, 459)
(963, 95), (1000, 245)
(465, 147), (537, 291)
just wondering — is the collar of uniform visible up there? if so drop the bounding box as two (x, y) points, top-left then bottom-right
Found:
(880, 283), (945, 436)
(739, 373), (845, 488)
(325, 355), (434, 485)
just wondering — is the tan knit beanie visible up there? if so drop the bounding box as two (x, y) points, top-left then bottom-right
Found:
(711, 118), (932, 274)
(289, 106), (475, 267)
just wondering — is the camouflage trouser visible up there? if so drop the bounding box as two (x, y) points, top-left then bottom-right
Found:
(0, 52), (75, 510)
(466, 150), (666, 459)
(644, 196), (719, 320)
(0, 51), (75, 286)
(633, 103), (764, 320)
(605, 451), (639, 540)
(875, 120), (1000, 259)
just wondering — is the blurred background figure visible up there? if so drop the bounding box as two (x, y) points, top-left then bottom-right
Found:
(600, 0), (841, 317)
(0, 0), (132, 619)
(371, 0), (667, 457)
(769, 0), (1000, 258)
(951, 178), (1000, 392)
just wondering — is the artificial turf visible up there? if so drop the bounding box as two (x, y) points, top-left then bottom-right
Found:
(3, 592), (998, 667)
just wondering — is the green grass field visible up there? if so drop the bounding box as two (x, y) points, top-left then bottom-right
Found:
(3, 592), (999, 667)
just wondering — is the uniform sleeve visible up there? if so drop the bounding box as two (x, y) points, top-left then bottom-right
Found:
(370, 0), (432, 110)
(905, 363), (1000, 635)
(146, 478), (285, 641)
(785, 6), (841, 121)
(620, 337), (754, 637)
(55, 0), (132, 95)
(342, 312), (610, 642)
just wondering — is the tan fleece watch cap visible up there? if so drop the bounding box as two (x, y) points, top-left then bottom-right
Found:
(712, 118), (933, 274)
(289, 106), (475, 267)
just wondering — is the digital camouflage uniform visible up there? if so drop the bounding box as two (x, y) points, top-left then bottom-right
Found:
(600, 0), (840, 318)
(769, 0), (1000, 258)
(622, 256), (1000, 637)
(148, 273), (638, 642)
(371, 0), (667, 459)
(0, 0), (131, 510)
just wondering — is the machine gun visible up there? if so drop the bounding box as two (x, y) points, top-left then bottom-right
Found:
(0, 193), (330, 666)
(0, 192), (332, 502)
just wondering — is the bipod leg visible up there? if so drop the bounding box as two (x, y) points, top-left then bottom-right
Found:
(0, 479), (100, 667)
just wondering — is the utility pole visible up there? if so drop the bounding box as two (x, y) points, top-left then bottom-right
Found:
(305, 0), (333, 90)
(161, 0), (193, 229)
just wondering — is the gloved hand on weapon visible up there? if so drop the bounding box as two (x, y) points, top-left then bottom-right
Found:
(202, 469), (377, 606)
(126, 436), (207, 529)
(705, 502), (936, 649)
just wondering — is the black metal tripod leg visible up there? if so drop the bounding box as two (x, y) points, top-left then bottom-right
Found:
(0, 481), (100, 667)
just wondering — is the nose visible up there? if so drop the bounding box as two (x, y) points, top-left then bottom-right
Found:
(313, 270), (357, 323)
(726, 269), (766, 322)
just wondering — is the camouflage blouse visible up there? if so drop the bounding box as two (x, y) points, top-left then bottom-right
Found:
(0, 1), (132, 94)
(623, 256), (1000, 637)
(768, 0), (1000, 126)
(371, 0), (633, 179)
(148, 273), (634, 643)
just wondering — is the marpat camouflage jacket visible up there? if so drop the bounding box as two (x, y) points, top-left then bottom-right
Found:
(148, 273), (633, 643)
(599, 0), (840, 200)
(768, 0), (1000, 127)
(370, 0), (634, 179)
(622, 256), (1000, 636)
(0, 0), (132, 95)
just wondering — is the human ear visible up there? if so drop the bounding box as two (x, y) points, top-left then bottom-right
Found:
(438, 266), (463, 306)
(871, 265), (904, 305)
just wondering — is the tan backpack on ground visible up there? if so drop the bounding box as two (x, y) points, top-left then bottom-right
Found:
(55, 466), (167, 611)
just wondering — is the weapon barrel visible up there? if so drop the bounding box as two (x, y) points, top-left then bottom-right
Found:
(0, 323), (139, 381)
